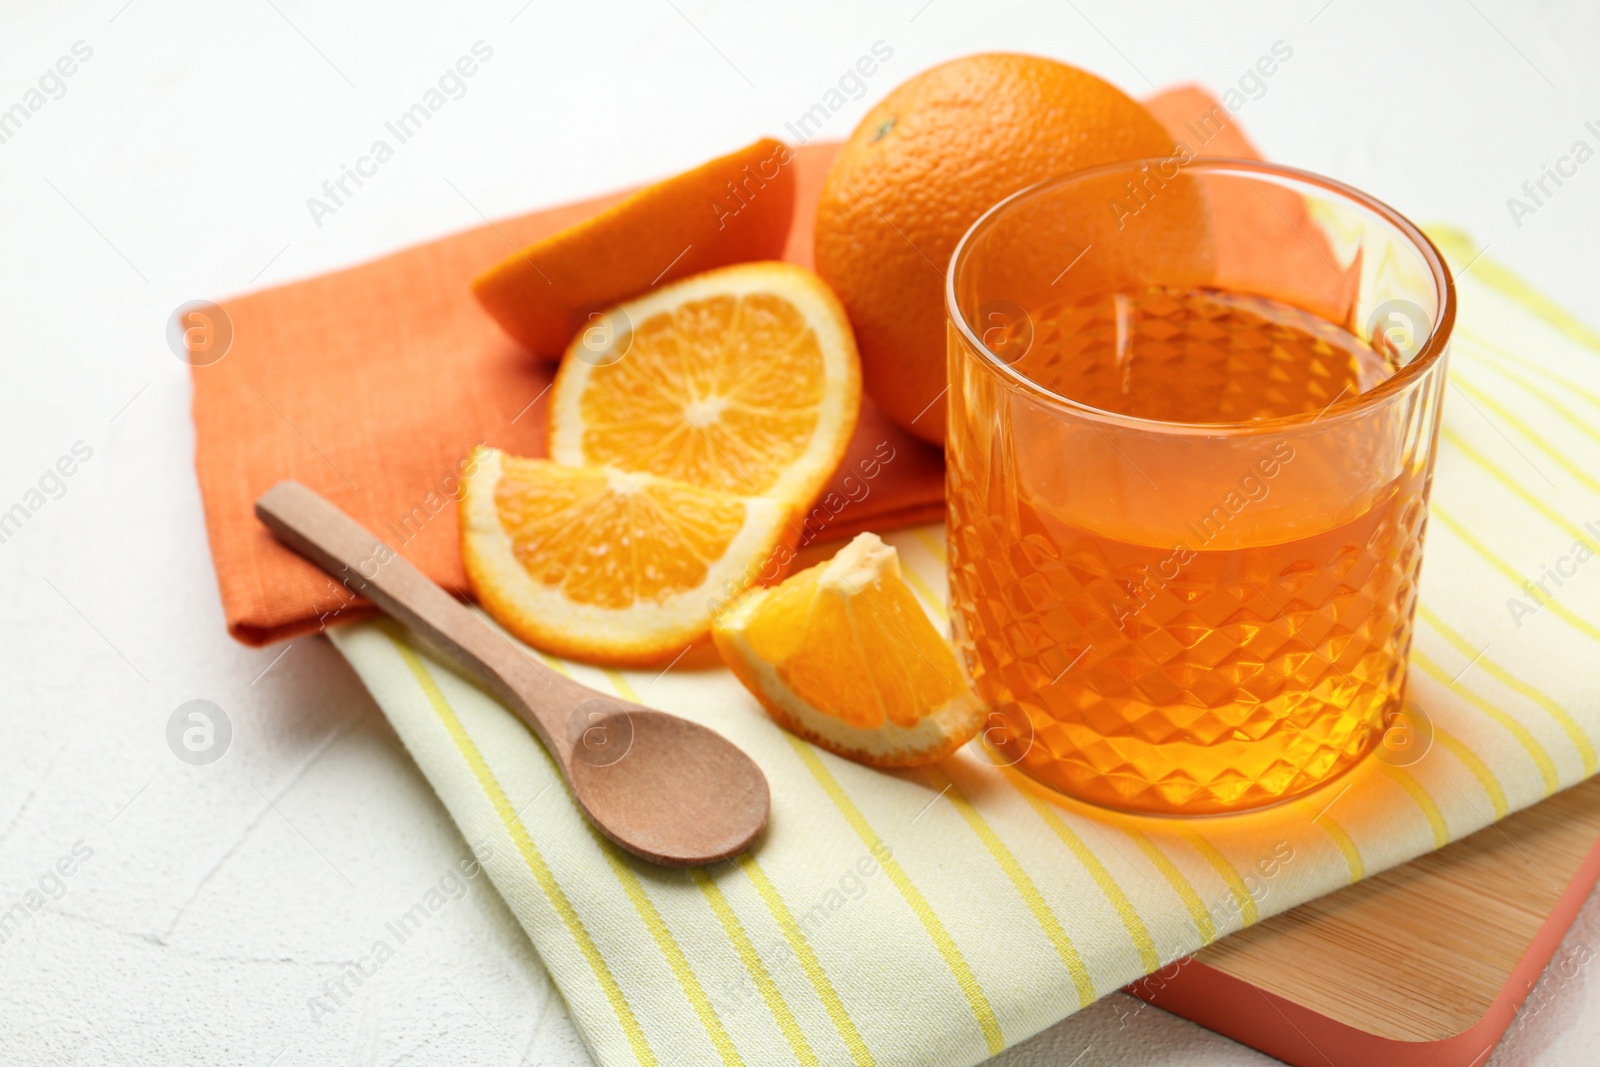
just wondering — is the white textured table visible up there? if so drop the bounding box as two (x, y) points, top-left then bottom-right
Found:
(3, 1), (1598, 1063)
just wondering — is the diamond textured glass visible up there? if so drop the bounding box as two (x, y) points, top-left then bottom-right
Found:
(945, 158), (1455, 814)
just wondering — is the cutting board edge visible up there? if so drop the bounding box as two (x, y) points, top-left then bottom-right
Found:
(1123, 824), (1600, 1065)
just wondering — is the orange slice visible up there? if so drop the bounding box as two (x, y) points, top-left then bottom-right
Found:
(712, 533), (984, 767)
(460, 447), (791, 665)
(548, 261), (861, 516)
(472, 139), (796, 358)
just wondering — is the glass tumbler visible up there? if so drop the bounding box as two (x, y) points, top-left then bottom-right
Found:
(945, 158), (1454, 815)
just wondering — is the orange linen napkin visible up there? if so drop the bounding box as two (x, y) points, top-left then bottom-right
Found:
(193, 87), (1328, 645)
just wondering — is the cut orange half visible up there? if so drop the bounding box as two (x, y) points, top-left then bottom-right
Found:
(471, 138), (796, 358)
(712, 533), (985, 767)
(460, 447), (791, 666)
(548, 262), (862, 516)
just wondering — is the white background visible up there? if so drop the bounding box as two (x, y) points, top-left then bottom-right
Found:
(3, 0), (1599, 1063)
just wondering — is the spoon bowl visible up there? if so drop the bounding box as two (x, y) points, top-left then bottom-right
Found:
(569, 710), (770, 864)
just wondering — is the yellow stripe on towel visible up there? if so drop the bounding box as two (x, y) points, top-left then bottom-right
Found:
(1431, 725), (1509, 819)
(1452, 376), (1600, 495)
(1176, 830), (1260, 927)
(603, 669), (876, 1065)
(930, 775), (1100, 1004)
(786, 736), (1006, 1055)
(1419, 605), (1596, 775)
(898, 561), (949, 625)
(1432, 505), (1600, 644)
(912, 527), (947, 567)
(1009, 788), (1159, 976)
(1443, 427), (1599, 554)
(1413, 649), (1560, 794)
(1316, 815), (1366, 883)
(601, 854), (747, 1067)
(735, 856), (878, 1067)
(692, 869), (820, 1067)
(1124, 830), (1217, 945)
(1426, 228), (1600, 355)
(387, 634), (660, 1067)
(1380, 765), (1450, 848)
(601, 670), (834, 1066)
(403, 637), (742, 1066)
(1459, 352), (1600, 456)
(1460, 327), (1600, 401)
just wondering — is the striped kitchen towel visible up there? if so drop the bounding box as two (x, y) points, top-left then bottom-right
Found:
(329, 230), (1600, 1066)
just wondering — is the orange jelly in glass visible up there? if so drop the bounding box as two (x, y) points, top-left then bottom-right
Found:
(945, 159), (1454, 814)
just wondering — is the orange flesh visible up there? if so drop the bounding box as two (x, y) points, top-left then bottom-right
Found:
(741, 560), (970, 730)
(493, 458), (746, 609)
(576, 292), (827, 496)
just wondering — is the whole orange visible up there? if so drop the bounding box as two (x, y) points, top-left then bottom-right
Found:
(814, 54), (1178, 445)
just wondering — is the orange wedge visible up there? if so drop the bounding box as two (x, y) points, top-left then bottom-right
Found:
(472, 139), (796, 357)
(460, 447), (791, 665)
(548, 261), (861, 516)
(712, 533), (985, 767)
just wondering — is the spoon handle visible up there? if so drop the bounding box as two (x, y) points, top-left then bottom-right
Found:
(254, 480), (586, 765)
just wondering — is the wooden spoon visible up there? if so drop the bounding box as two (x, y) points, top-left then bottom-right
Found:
(255, 480), (770, 867)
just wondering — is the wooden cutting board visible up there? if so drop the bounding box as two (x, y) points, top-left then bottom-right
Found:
(1129, 775), (1600, 1065)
